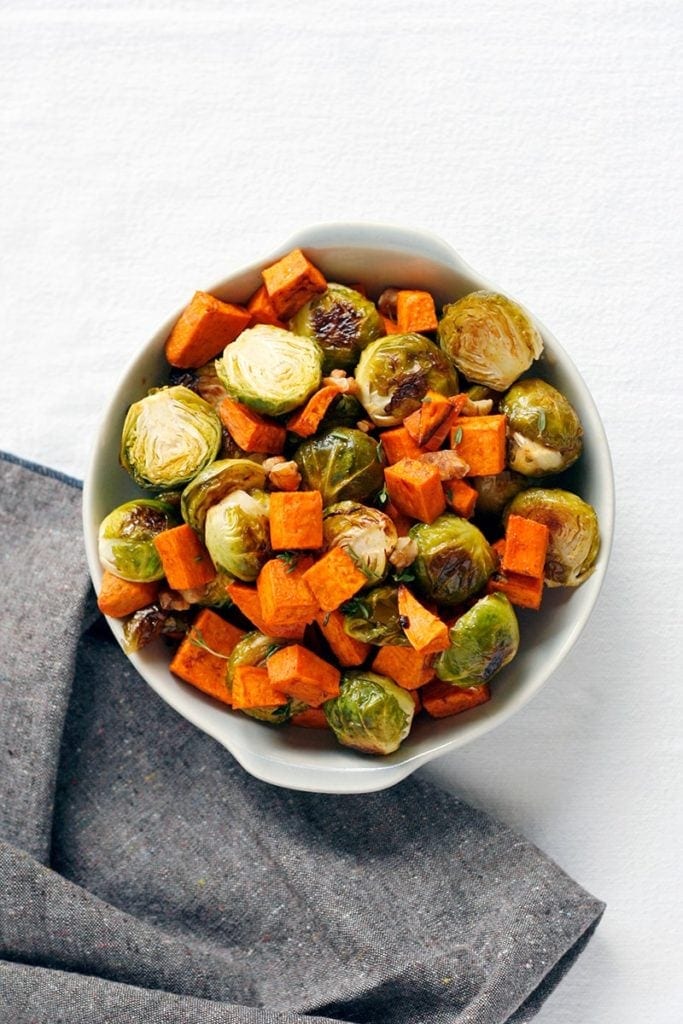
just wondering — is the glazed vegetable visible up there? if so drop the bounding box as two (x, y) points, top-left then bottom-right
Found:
(170, 608), (245, 703)
(434, 593), (519, 687)
(314, 609), (371, 667)
(153, 523), (216, 591)
(120, 386), (222, 490)
(380, 426), (425, 465)
(204, 489), (270, 582)
(290, 283), (384, 372)
(397, 585), (449, 655)
(340, 585), (409, 646)
(256, 556), (319, 638)
(268, 490), (323, 551)
(215, 325), (323, 416)
(421, 680), (491, 718)
(266, 644), (341, 707)
(180, 458), (267, 534)
(403, 391), (456, 449)
(384, 458), (446, 524)
(504, 488), (600, 587)
(302, 547), (367, 611)
(499, 379), (583, 476)
(438, 291), (543, 391)
(395, 290), (438, 334)
(324, 670), (415, 755)
(287, 385), (342, 438)
(450, 415), (507, 477)
(231, 665), (289, 717)
(371, 645), (435, 690)
(322, 501), (397, 585)
(410, 515), (496, 605)
(294, 427), (384, 506)
(502, 515), (550, 578)
(165, 291), (251, 368)
(355, 333), (458, 427)
(98, 499), (178, 581)
(261, 247), (327, 319)
(444, 479), (478, 518)
(218, 398), (286, 454)
(97, 571), (159, 618)
(246, 284), (286, 327)
(226, 631), (293, 723)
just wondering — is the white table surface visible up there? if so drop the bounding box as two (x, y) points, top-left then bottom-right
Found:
(1, 2), (681, 1021)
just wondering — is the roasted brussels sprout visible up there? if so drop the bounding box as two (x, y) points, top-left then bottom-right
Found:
(500, 378), (583, 476)
(472, 470), (528, 517)
(98, 499), (178, 582)
(227, 631), (298, 724)
(323, 501), (397, 585)
(355, 333), (458, 427)
(435, 593), (519, 687)
(204, 489), (270, 582)
(215, 325), (322, 416)
(318, 392), (366, 431)
(120, 386), (222, 490)
(504, 488), (600, 587)
(438, 291), (543, 391)
(179, 571), (234, 608)
(294, 427), (384, 506)
(410, 515), (496, 605)
(180, 458), (267, 534)
(324, 669), (415, 754)
(290, 283), (384, 372)
(341, 585), (409, 646)
(122, 605), (189, 653)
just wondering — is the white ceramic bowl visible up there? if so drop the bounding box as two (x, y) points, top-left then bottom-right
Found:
(83, 223), (614, 794)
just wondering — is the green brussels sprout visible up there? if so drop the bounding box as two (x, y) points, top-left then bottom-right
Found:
(290, 283), (385, 373)
(499, 378), (583, 476)
(215, 324), (322, 416)
(204, 489), (270, 582)
(318, 392), (366, 431)
(504, 488), (600, 587)
(472, 470), (528, 517)
(294, 427), (384, 506)
(434, 593), (519, 687)
(179, 571), (234, 608)
(324, 669), (415, 755)
(98, 499), (178, 582)
(123, 605), (189, 653)
(340, 585), (409, 646)
(410, 515), (496, 605)
(323, 501), (397, 586)
(355, 333), (458, 427)
(180, 458), (267, 534)
(227, 631), (299, 724)
(120, 386), (222, 490)
(438, 291), (543, 391)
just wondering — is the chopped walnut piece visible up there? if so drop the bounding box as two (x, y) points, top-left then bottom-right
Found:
(355, 419), (374, 433)
(461, 397), (494, 416)
(322, 374), (360, 395)
(262, 455), (286, 473)
(419, 450), (470, 480)
(389, 536), (418, 570)
(268, 460), (302, 491)
(158, 588), (191, 612)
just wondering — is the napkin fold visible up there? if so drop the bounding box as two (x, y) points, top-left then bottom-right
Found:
(0, 453), (604, 1024)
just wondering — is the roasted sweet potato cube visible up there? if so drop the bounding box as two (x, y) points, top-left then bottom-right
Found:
(165, 291), (251, 368)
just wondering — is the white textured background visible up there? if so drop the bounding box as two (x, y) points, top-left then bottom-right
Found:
(1, 1), (682, 1021)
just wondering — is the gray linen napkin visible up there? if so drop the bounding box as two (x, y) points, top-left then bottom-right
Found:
(0, 453), (604, 1024)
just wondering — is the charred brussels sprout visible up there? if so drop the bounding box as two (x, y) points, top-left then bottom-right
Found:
(341, 586), (409, 646)
(473, 470), (528, 517)
(324, 670), (414, 754)
(98, 499), (178, 582)
(120, 386), (222, 490)
(123, 605), (189, 653)
(180, 458), (267, 534)
(318, 392), (366, 432)
(323, 501), (397, 585)
(435, 593), (519, 687)
(179, 571), (234, 608)
(290, 283), (384, 373)
(410, 515), (496, 605)
(438, 291), (543, 391)
(504, 488), (600, 587)
(204, 489), (270, 582)
(500, 378), (583, 476)
(227, 631), (298, 724)
(215, 324), (322, 416)
(355, 333), (458, 427)
(294, 427), (384, 506)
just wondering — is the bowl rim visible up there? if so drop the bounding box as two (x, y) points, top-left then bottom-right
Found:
(83, 221), (615, 793)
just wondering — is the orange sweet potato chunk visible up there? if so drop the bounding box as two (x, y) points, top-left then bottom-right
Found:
(257, 557), (319, 637)
(261, 249), (327, 319)
(153, 525), (216, 590)
(315, 609), (371, 667)
(286, 386), (340, 438)
(165, 291), (251, 368)
(266, 644), (341, 707)
(97, 571), (159, 618)
(381, 427), (425, 465)
(268, 491), (323, 551)
(302, 547), (367, 612)
(487, 571), (544, 611)
(231, 664), (288, 710)
(246, 284), (287, 328)
(502, 515), (549, 578)
(219, 398), (285, 454)
(290, 707), (329, 729)
(450, 415), (507, 476)
(444, 479), (478, 518)
(371, 645), (435, 690)
(383, 458), (446, 524)
(397, 585), (450, 655)
(421, 681), (491, 718)
(169, 609), (245, 704)
(396, 290), (438, 333)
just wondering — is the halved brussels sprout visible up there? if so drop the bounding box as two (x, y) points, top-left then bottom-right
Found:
(500, 378), (583, 476)
(355, 333), (458, 427)
(227, 631), (300, 724)
(204, 489), (270, 582)
(438, 291), (543, 391)
(324, 669), (415, 755)
(323, 501), (397, 586)
(290, 283), (385, 373)
(180, 458), (267, 534)
(504, 488), (600, 587)
(98, 499), (178, 582)
(341, 585), (409, 646)
(294, 427), (384, 506)
(410, 515), (496, 605)
(215, 324), (322, 416)
(122, 605), (189, 653)
(472, 470), (528, 517)
(120, 386), (222, 490)
(435, 593), (519, 687)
